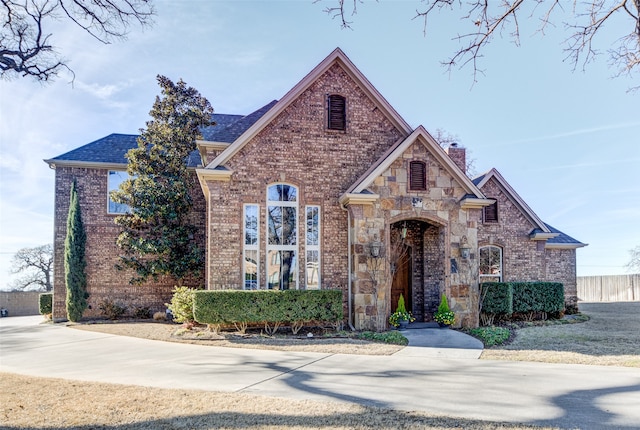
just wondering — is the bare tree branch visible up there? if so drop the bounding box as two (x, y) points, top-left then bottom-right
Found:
(1, 0), (154, 82)
(315, 0), (360, 28)
(8, 244), (53, 291)
(317, 0), (640, 89)
(626, 245), (640, 273)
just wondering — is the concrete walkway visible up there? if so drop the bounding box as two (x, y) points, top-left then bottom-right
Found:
(396, 322), (484, 359)
(2, 316), (639, 429)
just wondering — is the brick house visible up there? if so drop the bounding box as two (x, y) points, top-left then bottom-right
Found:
(45, 48), (585, 329)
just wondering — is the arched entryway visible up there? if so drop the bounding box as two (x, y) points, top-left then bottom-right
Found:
(390, 219), (445, 322)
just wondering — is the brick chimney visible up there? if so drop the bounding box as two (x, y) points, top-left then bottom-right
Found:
(446, 143), (466, 174)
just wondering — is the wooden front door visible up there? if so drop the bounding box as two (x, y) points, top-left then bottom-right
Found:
(391, 248), (412, 313)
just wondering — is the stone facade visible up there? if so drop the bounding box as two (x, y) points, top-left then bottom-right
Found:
(347, 138), (482, 330)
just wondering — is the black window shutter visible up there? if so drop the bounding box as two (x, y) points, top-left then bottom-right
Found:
(327, 95), (346, 130)
(409, 161), (426, 190)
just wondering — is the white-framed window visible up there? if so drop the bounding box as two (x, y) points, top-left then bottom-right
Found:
(479, 245), (502, 282)
(266, 184), (298, 290)
(243, 204), (259, 290)
(305, 205), (321, 289)
(107, 170), (130, 214)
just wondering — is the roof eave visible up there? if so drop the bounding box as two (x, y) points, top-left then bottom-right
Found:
(460, 197), (495, 209)
(196, 139), (231, 150)
(339, 192), (380, 207)
(44, 159), (127, 170)
(529, 232), (560, 241)
(196, 167), (233, 182)
(545, 242), (588, 249)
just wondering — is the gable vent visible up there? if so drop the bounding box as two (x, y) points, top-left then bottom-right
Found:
(484, 199), (498, 223)
(327, 94), (346, 130)
(409, 161), (426, 190)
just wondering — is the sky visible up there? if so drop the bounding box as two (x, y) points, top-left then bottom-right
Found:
(0, 0), (638, 290)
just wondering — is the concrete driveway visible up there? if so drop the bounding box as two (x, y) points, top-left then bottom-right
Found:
(1, 316), (639, 429)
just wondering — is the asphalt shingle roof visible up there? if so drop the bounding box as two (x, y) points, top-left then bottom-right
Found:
(48, 101), (278, 167)
(49, 133), (138, 165)
(540, 223), (585, 246)
(201, 100), (278, 142)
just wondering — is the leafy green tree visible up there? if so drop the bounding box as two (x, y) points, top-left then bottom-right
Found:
(111, 75), (214, 285)
(65, 181), (88, 322)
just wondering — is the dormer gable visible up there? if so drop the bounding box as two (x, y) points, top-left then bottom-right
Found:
(341, 126), (491, 207)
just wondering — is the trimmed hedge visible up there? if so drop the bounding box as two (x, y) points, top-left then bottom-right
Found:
(39, 292), (53, 315)
(480, 282), (513, 316)
(511, 282), (564, 314)
(480, 282), (565, 323)
(193, 289), (343, 326)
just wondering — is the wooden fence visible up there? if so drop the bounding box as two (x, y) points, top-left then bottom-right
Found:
(577, 274), (640, 302)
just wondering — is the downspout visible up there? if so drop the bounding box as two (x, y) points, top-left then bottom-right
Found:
(341, 203), (356, 331)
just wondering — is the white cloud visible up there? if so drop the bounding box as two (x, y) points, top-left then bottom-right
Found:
(75, 80), (133, 100)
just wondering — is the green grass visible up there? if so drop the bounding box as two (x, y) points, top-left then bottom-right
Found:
(466, 326), (511, 347)
(355, 330), (409, 345)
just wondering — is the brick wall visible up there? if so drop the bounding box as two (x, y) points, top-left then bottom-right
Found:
(204, 63), (404, 295)
(477, 176), (578, 305)
(52, 167), (206, 321)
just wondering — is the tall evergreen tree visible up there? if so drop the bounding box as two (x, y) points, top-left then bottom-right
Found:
(65, 181), (88, 322)
(111, 75), (214, 284)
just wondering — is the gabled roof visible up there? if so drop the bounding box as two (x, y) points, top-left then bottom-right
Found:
(45, 134), (139, 168)
(44, 108), (272, 169)
(205, 47), (413, 170)
(341, 126), (489, 206)
(200, 101), (278, 143)
(473, 168), (553, 235)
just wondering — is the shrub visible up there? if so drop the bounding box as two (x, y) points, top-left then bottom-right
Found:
(64, 181), (88, 322)
(132, 306), (152, 319)
(512, 282), (565, 319)
(98, 299), (126, 320)
(481, 282), (566, 324)
(389, 294), (415, 327)
(565, 303), (579, 315)
(356, 331), (408, 345)
(467, 326), (511, 347)
(434, 294), (455, 325)
(193, 289), (343, 330)
(166, 286), (198, 323)
(480, 282), (513, 325)
(39, 293), (53, 315)
(153, 311), (166, 321)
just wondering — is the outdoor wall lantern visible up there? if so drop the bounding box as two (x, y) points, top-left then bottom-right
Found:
(460, 235), (471, 259)
(370, 235), (382, 258)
